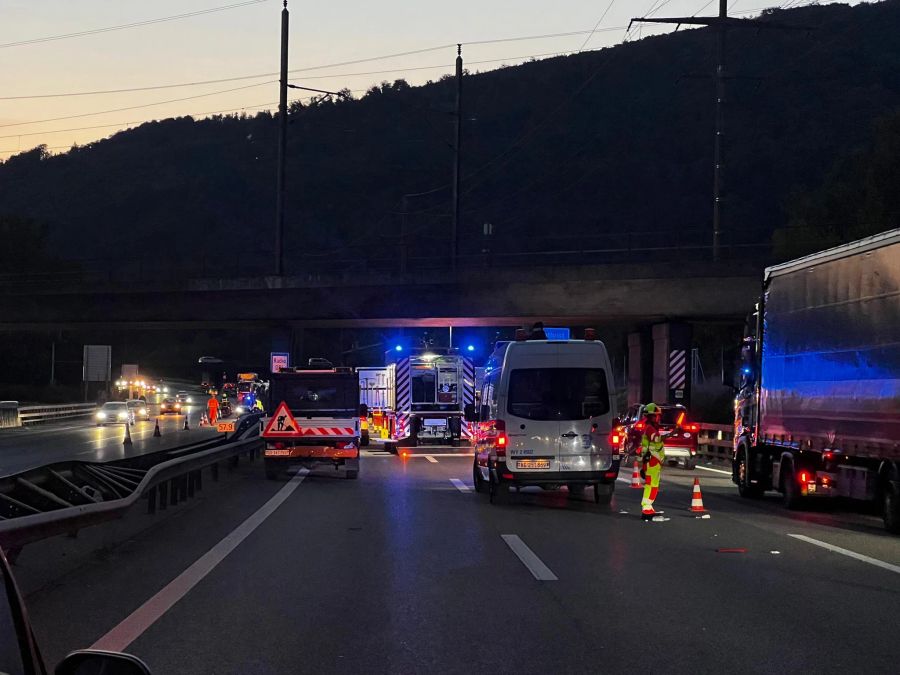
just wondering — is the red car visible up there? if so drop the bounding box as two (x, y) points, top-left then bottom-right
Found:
(620, 403), (700, 469)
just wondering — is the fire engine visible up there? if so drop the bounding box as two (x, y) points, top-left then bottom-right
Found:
(358, 348), (475, 449)
(262, 361), (360, 480)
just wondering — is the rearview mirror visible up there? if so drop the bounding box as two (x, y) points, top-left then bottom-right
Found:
(55, 650), (152, 675)
(463, 403), (476, 422)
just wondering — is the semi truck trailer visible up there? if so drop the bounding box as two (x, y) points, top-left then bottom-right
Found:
(731, 229), (900, 532)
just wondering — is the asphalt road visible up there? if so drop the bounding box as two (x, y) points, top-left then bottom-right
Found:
(0, 405), (220, 477)
(16, 452), (900, 674)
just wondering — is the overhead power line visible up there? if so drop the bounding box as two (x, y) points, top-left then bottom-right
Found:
(0, 0), (271, 49)
(0, 81), (276, 129)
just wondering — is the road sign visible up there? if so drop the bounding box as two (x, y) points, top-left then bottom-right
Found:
(270, 352), (290, 373)
(217, 421), (236, 433)
(262, 401), (300, 437)
(82, 345), (111, 382)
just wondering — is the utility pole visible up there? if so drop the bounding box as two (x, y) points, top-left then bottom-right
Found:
(274, 1), (289, 276)
(451, 44), (463, 272)
(631, 1), (806, 262)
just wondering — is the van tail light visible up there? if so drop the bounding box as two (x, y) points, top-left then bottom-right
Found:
(609, 428), (623, 447)
(493, 419), (508, 457)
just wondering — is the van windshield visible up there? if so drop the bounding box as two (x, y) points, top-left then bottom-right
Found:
(507, 368), (609, 420)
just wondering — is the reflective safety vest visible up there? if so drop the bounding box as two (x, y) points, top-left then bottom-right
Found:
(641, 428), (665, 464)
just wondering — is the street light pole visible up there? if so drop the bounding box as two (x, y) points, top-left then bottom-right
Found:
(451, 44), (463, 273)
(274, 1), (289, 276)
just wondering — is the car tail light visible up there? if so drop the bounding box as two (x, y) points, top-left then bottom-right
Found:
(604, 470), (617, 479)
(799, 470), (815, 484)
(270, 442), (285, 450)
(635, 421), (645, 432)
(685, 423), (700, 433)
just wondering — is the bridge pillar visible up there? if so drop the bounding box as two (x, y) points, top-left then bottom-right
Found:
(627, 331), (651, 407)
(651, 322), (692, 406)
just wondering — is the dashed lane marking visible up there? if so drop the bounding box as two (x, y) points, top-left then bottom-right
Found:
(450, 478), (470, 492)
(696, 465), (731, 475)
(787, 534), (900, 575)
(425, 455), (438, 463)
(501, 534), (558, 581)
(91, 469), (309, 652)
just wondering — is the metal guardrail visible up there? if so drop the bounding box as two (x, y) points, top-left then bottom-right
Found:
(698, 423), (734, 461)
(17, 403), (96, 426)
(0, 421), (261, 553)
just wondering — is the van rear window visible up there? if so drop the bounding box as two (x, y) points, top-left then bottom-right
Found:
(507, 368), (610, 421)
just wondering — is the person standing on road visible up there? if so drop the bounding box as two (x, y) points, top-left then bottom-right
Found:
(207, 394), (220, 425)
(640, 403), (667, 522)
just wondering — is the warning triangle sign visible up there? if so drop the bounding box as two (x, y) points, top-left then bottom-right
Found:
(262, 401), (301, 437)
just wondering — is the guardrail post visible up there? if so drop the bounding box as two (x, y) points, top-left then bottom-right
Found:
(211, 463), (219, 482)
(195, 469), (202, 492)
(159, 482), (168, 510)
(187, 472), (195, 499)
(147, 486), (157, 514)
(170, 478), (178, 505)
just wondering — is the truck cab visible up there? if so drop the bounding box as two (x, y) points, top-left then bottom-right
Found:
(262, 361), (361, 480)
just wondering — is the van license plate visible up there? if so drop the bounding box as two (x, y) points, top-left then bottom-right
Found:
(517, 459), (550, 469)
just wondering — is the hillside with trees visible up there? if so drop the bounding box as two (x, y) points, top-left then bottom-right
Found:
(2, 1), (899, 276)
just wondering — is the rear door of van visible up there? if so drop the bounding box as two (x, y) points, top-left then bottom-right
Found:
(556, 343), (616, 473)
(503, 343), (561, 472)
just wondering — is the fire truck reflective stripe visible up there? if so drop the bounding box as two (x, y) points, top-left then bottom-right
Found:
(462, 357), (475, 439)
(669, 350), (687, 390)
(394, 358), (411, 440)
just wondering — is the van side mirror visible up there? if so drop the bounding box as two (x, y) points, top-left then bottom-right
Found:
(463, 404), (476, 422)
(56, 650), (152, 675)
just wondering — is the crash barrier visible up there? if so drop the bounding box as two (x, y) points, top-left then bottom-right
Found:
(17, 403), (97, 426)
(0, 423), (261, 553)
(698, 423), (734, 460)
(0, 402), (19, 429)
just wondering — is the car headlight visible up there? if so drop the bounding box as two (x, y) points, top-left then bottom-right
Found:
(235, 406), (245, 414)
(175, 403), (181, 409)
(187, 397), (193, 403)
(163, 387), (169, 393)
(96, 412), (106, 419)
(140, 408), (147, 416)
(118, 412), (128, 420)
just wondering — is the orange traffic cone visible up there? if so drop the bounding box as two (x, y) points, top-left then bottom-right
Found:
(199, 414), (208, 427)
(690, 478), (706, 513)
(630, 460), (642, 488)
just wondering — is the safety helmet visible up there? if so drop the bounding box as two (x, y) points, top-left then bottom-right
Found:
(644, 403), (661, 416)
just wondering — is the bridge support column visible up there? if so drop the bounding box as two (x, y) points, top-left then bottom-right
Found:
(652, 322), (692, 406)
(627, 332), (650, 407)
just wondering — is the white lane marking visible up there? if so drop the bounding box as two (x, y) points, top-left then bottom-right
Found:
(696, 465), (731, 475)
(501, 534), (558, 581)
(405, 453), (474, 458)
(787, 534), (900, 575)
(450, 478), (470, 492)
(424, 455), (438, 463)
(91, 469), (309, 652)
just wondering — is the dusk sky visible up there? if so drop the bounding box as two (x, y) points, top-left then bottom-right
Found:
(1, 1), (856, 159)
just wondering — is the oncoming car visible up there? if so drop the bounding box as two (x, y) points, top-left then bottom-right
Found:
(175, 391), (193, 405)
(467, 329), (621, 504)
(159, 397), (182, 414)
(126, 399), (151, 421)
(95, 401), (134, 426)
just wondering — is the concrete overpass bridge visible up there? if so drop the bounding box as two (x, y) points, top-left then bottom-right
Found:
(2, 261), (760, 408)
(0, 261), (759, 330)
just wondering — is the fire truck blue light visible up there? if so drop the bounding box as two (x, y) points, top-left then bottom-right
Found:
(467, 345), (475, 352)
(395, 345), (403, 352)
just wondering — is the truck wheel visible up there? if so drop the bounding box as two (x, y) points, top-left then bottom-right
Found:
(473, 462), (486, 493)
(594, 483), (613, 505)
(883, 481), (900, 534)
(737, 449), (763, 499)
(781, 462), (804, 510)
(265, 462), (280, 481)
(346, 470), (359, 480)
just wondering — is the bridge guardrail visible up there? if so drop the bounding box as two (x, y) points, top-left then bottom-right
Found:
(698, 423), (734, 461)
(0, 431), (261, 552)
(17, 403), (97, 426)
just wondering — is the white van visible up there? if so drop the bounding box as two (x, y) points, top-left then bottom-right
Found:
(466, 331), (622, 504)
